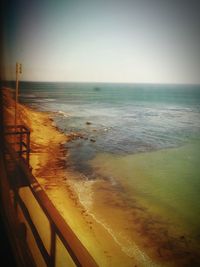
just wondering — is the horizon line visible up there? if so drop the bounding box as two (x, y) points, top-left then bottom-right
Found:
(2, 80), (200, 86)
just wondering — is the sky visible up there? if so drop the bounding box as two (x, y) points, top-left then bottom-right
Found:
(1, 0), (200, 84)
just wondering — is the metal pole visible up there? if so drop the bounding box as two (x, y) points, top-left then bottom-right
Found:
(15, 63), (22, 129)
(15, 63), (19, 129)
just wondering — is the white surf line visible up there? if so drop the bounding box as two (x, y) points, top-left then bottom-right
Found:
(88, 212), (159, 267)
(69, 179), (160, 267)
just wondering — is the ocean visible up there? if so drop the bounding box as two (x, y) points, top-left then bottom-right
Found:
(10, 81), (200, 265)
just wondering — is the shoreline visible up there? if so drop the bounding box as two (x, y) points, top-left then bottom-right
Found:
(25, 111), (146, 266)
(22, 102), (200, 267)
(19, 103), (175, 267)
(8, 89), (143, 266)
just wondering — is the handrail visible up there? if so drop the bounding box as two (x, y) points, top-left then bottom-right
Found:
(0, 154), (37, 267)
(5, 125), (30, 167)
(5, 142), (98, 267)
(16, 193), (51, 266)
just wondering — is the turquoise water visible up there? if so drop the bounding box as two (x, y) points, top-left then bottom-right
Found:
(13, 81), (200, 265)
(17, 82), (200, 168)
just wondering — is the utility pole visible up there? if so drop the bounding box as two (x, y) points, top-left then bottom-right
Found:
(15, 62), (22, 129)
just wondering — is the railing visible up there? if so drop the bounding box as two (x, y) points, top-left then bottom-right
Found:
(5, 125), (30, 167)
(2, 127), (98, 267)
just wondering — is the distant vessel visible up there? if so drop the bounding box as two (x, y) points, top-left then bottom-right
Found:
(93, 87), (101, 91)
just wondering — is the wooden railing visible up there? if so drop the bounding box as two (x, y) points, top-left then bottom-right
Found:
(5, 125), (30, 167)
(3, 127), (98, 267)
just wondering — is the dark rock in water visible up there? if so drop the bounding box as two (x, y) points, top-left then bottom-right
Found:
(86, 121), (92, 125)
(90, 138), (96, 142)
(68, 132), (84, 140)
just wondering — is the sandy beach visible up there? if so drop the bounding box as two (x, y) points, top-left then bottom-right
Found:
(23, 102), (149, 266)
(3, 87), (144, 266)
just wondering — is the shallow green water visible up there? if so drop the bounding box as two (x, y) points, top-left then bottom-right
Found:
(89, 140), (200, 264)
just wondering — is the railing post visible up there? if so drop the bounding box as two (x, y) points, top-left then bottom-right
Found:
(50, 224), (56, 267)
(19, 127), (23, 158)
(26, 130), (30, 166)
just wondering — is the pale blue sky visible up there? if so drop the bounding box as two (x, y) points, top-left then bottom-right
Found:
(2, 0), (200, 84)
